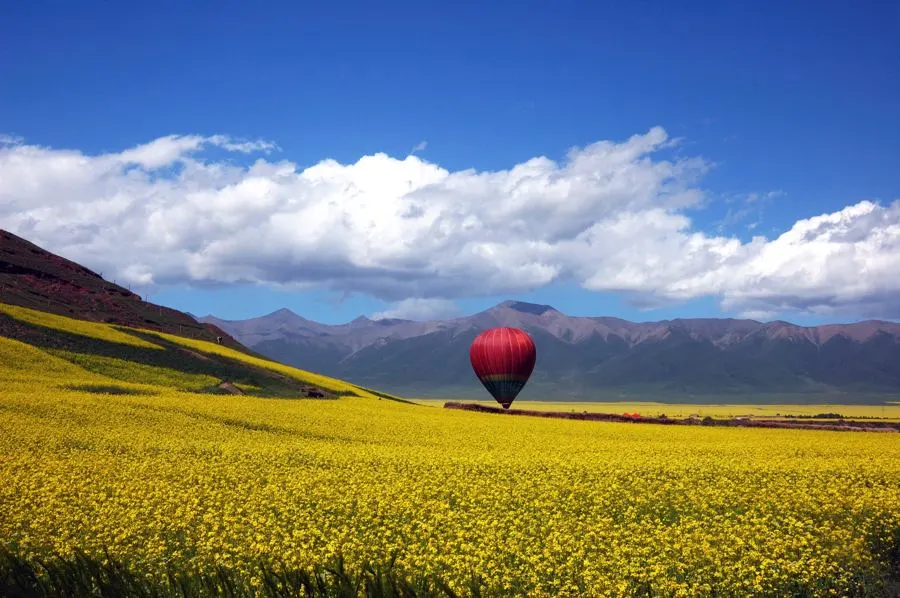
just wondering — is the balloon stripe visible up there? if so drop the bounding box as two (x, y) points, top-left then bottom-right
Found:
(487, 328), (496, 376)
(499, 335), (505, 369)
(494, 328), (503, 376)
(513, 329), (522, 377)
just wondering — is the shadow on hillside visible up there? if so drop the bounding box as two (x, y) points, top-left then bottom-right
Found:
(63, 384), (157, 396)
(0, 313), (360, 398)
(124, 401), (362, 443)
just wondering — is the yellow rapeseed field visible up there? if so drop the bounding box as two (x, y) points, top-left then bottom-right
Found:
(1, 306), (899, 596)
(0, 303), (161, 349)
(421, 399), (900, 421)
(144, 330), (372, 397)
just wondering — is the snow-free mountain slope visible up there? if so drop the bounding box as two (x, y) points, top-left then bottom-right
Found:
(204, 302), (900, 400)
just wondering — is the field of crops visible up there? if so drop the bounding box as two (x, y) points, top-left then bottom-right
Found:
(419, 399), (900, 421)
(1, 305), (900, 596)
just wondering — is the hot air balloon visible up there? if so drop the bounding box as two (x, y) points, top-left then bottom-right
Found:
(469, 327), (536, 409)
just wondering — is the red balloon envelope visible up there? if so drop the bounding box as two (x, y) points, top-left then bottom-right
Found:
(469, 327), (536, 409)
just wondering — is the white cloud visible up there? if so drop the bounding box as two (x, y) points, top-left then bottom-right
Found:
(371, 298), (461, 321)
(206, 135), (280, 154)
(1, 128), (898, 318)
(409, 140), (428, 155)
(0, 134), (24, 146)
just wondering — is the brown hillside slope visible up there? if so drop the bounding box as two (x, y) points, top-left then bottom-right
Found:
(0, 229), (246, 352)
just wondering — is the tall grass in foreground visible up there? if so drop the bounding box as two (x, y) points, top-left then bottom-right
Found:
(1, 545), (898, 597)
(0, 548), (488, 598)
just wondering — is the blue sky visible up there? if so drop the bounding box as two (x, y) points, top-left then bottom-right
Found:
(1, 0), (898, 325)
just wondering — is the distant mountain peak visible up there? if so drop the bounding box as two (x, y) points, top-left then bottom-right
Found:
(495, 300), (559, 316)
(205, 297), (900, 400)
(252, 307), (310, 323)
(375, 317), (409, 325)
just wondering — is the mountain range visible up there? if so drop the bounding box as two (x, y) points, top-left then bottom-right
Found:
(201, 302), (900, 402)
(3, 227), (898, 404)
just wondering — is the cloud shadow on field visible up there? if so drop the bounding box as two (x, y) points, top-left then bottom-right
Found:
(0, 313), (360, 398)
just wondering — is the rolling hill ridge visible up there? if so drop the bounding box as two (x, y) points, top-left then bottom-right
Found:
(0, 229), (243, 351)
(0, 229), (403, 402)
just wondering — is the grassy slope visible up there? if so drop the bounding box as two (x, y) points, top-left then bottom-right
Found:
(0, 302), (390, 401)
(0, 336), (108, 384)
(142, 330), (368, 396)
(0, 304), (160, 349)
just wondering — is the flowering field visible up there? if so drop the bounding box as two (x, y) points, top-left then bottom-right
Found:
(1, 306), (899, 595)
(419, 399), (900, 421)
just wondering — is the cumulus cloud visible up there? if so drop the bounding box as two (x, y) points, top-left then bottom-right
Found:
(1, 128), (898, 318)
(371, 298), (461, 321)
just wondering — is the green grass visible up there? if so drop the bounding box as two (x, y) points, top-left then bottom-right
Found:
(0, 302), (415, 408)
(0, 309), (361, 399)
(0, 337), (99, 383)
(2, 529), (897, 598)
(0, 547), (491, 598)
(141, 329), (372, 397)
(62, 384), (157, 396)
(349, 384), (420, 405)
(49, 350), (222, 392)
(0, 303), (161, 349)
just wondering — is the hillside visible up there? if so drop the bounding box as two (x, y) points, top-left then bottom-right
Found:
(203, 301), (900, 402)
(0, 301), (407, 403)
(0, 229), (243, 351)
(0, 229), (406, 401)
